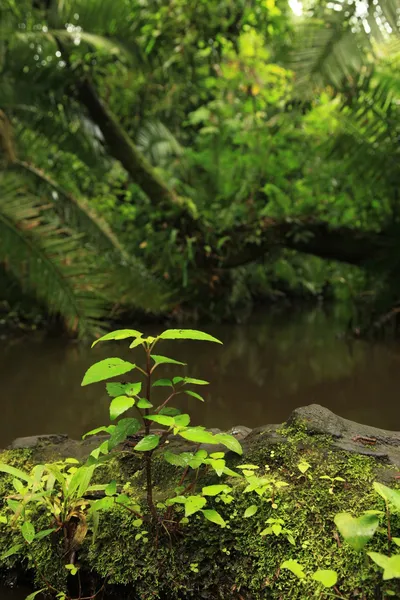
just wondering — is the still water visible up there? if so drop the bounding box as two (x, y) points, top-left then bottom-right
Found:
(2, 309), (400, 599)
(1, 308), (400, 449)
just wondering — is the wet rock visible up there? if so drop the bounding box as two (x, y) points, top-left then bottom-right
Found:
(7, 434), (108, 463)
(287, 404), (400, 470)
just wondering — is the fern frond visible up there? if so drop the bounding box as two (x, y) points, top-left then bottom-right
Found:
(137, 121), (183, 168)
(0, 176), (107, 337)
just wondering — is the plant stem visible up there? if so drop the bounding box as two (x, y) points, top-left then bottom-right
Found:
(386, 501), (392, 556)
(144, 346), (157, 520)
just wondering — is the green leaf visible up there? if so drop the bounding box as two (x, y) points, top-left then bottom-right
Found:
(25, 589), (47, 600)
(92, 329), (142, 347)
(373, 482), (400, 511)
(91, 497), (115, 511)
(158, 329), (222, 344)
(214, 433), (243, 455)
(334, 512), (379, 551)
(206, 458), (226, 476)
(137, 398), (153, 408)
(184, 390), (205, 402)
(312, 570), (338, 588)
(151, 354), (186, 366)
(68, 465), (96, 499)
(174, 414), (190, 427)
(281, 559), (306, 579)
(134, 435), (160, 452)
(21, 521), (35, 544)
(0, 516), (7, 524)
(0, 463), (32, 482)
(367, 552), (400, 580)
(185, 495), (207, 517)
(144, 415), (174, 427)
(298, 460), (311, 474)
(129, 337), (145, 349)
(179, 428), (217, 445)
(1, 543), (23, 559)
(244, 504), (258, 518)
(202, 509), (226, 527)
(108, 418), (141, 449)
(82, 426), (114, 439)
(110, 396), (136, 420)
(237, 464), (259, 470)
(34, 528), (57, 541)
(159, 407), (182, 416)
(152, 378), (173, 387)
(81, 358), (135, 386)
(106, 382), (141, 398)
(105, 481), (117, 496)
(164, 451), (187, 467)
(202, 485), (231, 496)
(183, 377), (209, 385)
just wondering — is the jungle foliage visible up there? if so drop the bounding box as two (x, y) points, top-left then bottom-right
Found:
(0, 0), (399, 336)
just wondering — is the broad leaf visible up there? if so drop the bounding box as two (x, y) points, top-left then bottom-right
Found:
(244, 504), (258, 518)
(281, 559), (306, 579)
(202, 485), (231, 496)
(83, 426), (114, 439)
(367, 552), (400, 580)
(151, 354), (186, 366)
(110, 396), (136, 420)
(214, 433), (243, 455)
(373, 482), (400, 511)
(68, 465), (96, 499)
(179, 428), (217, 445)
(152, 378), (172, 387)
(202, 509), (226, 527)
(164, 451), (187, 467)
(106, 382), (141, 398)
(185, 495), (207, 517)
(105, 481), (117, 496)
(174, 414), (191, 427)
(134, 434), (160, 452)
(137, 398), (153, 408)
(129, 337), (145, 349)
(312, 570), (338, 588)
(34, 528), (57, 541)
(92, 329), (142, 347)
(334, 512), (379, 551)
(21, 521), (35, 544)
(158, 329), (222, 344)
(81, 358), (135, 386)
(108, 418), (141, 449)
(144, 415), (174, 427)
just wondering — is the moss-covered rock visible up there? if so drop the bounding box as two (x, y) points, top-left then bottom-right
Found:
(1, 405), (400, 599)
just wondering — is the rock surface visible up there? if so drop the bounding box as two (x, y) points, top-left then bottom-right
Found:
(5, 404), (400, 472)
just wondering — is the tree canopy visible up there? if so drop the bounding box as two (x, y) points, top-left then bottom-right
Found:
(1, 0), (399, 336)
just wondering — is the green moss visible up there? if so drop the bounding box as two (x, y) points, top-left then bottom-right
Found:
(0, 433), (399, 599)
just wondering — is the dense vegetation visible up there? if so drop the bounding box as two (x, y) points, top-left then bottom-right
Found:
(0, 0), (400, 336)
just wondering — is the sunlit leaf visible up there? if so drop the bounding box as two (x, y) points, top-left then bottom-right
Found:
(214, 433), (243, 455)
(184, 390), (205, 402)
(134, 434), (160, 452)
(179, 428), (217, 445)
(367, 552), (400, 580)
(202, 485), (231, 496)
(92, 329), (142, 347)
(110, 396), (136, 420)
(312, 570), (338, 588)
(81, 358), (135, 386)
(21, 521), (35, 544)
(185, 495), (207, 517)
(158, 329), (222, 343)
(144, 414), (174, 427)
(151, 354), (186, 366)
(243, 504), (258, 518)
(281, 559), (306, 579)
(373, 482), (400, 512)
(202, 509), (226, 527)
(334, 512), (379, 551)
(106, 382), (141, 398)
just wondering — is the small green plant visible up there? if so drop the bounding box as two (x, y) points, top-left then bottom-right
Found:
(81, 328), (243, 528)
(334, 481), (400, 582)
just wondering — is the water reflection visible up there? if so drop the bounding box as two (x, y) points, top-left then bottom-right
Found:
(1, 308), (400, 449)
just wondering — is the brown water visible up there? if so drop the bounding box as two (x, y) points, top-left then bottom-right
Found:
(1, 308), (400, 599)
(1, 308), (400, 448)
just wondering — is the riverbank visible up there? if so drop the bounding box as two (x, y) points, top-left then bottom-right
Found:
(1, 405), (399, 599)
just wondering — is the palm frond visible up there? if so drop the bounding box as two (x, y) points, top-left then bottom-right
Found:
(136, 120), (184, 168)
(0, 175), (107, 337)
(290, 0), (400, 93)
